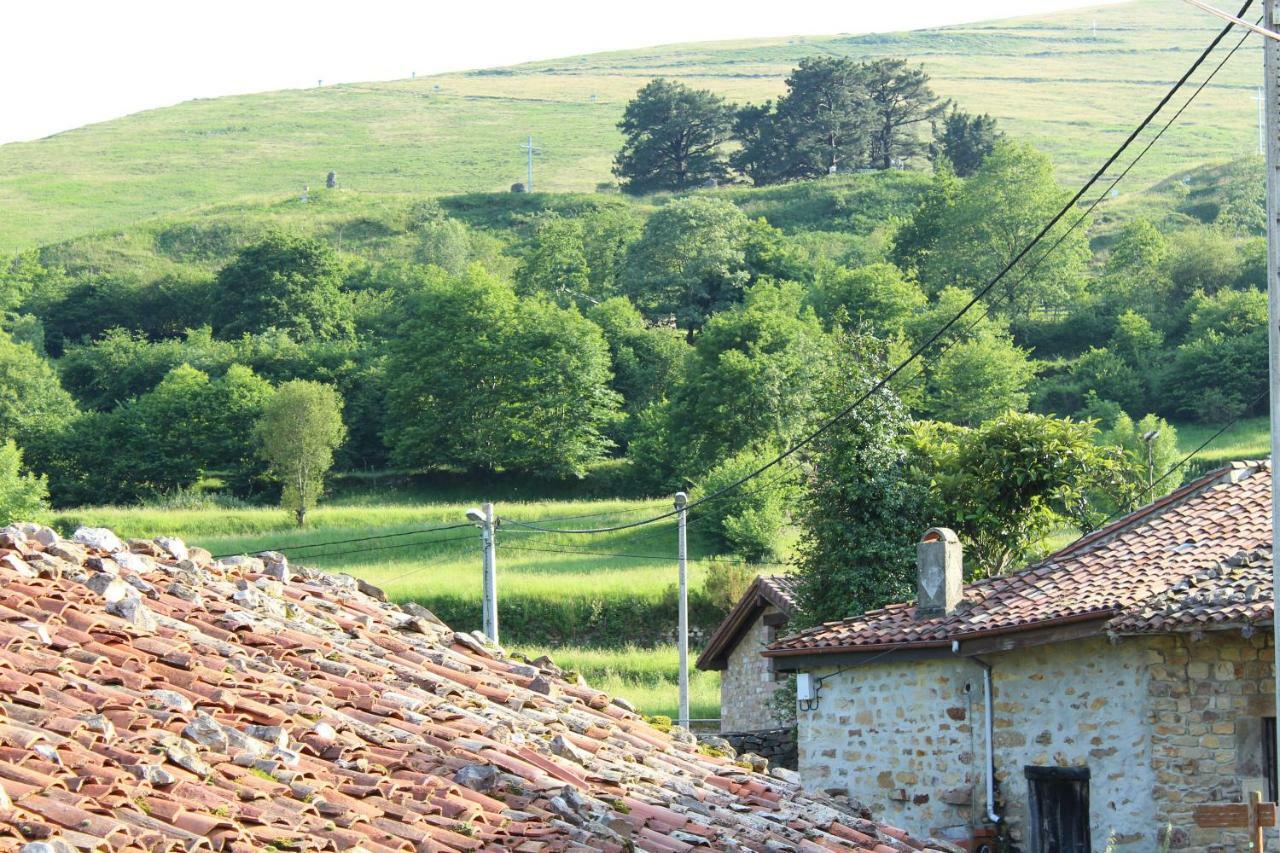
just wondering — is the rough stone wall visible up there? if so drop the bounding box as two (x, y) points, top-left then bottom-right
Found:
(721, 726), (798, 770)
(721, 606), (787, 732)
(796, 655), (982, 840)
(989, 635), (1157, 851)
(1144, 630), (1277, 852)
(796, 636), (1159, 849)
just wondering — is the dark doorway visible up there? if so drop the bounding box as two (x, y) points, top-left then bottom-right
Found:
(1025, 766), (1090, 853)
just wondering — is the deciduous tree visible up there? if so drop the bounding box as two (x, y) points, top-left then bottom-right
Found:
(918, 142), (1089, 319)
(925, 330), (1037, 425)
(518, 215), (593, 307)
(256, 380), (346, 526)
(622, 196), (751, 334)
(0, 441), (48, 526)
(215, 233), (352, 341)
(384, 267), (620, 476)
(666, 280), (832, 479)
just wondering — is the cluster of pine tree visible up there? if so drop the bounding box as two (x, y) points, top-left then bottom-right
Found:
(613, 57), (1000, 194)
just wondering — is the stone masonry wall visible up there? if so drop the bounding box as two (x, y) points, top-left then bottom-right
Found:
(721, 726), (798, 770)
(797, 636), (1158, 849)
(721, 606), (787, 732)
(989, 635), (1156, 851)
(1144, 630), (1276, 852)
(797, 655), (982, 840)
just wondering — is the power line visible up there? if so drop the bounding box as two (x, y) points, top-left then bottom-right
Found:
(210, 522), (472, 560)
(499, 543), (789, 567)
(289, 533), (479, 563)
(498, 501), (669, 526)
(499, 13), (1248, 538)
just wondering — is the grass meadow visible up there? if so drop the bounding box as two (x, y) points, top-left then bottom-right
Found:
(0, 0), (1261, 252)
(1173, 416), (1271, 474)
(509, 645), (722, 723)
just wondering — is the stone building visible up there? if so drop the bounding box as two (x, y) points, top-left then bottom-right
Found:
(765, 461), (1278, 852)
(698, 575), (797, 732)
(697, 575), (798, 765)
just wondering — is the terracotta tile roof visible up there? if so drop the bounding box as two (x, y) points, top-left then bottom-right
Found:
(758, 575), (799, 612)
(1107, 548), (1273, 635)
(696, 576), (798, 672)
(0, 525), (947, 852)
(766, 462), (1272, 657)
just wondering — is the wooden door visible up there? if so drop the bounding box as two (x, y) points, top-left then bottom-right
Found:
(1026, 766), (1091, 853)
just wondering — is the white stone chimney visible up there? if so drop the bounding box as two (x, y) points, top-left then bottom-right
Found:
(916, 527), (962, 619)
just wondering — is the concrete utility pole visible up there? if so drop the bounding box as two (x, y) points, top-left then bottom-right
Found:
(520, 135), (540, 192)
(1265, 0), (1280, 748)
(675, 491), (690, 730)
(467, 503), (499, 644)
(1259, 87), (1268, 156)
(482, 502), (498, 644)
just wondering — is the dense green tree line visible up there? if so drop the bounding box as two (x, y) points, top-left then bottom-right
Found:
(0, 138), (1264, 626)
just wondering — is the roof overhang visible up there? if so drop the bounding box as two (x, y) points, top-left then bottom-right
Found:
(696, 576), (795, 671)
(767, 611), (1114, 671)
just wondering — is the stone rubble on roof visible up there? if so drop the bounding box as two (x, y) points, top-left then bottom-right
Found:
(0, 521), (953, 852)
(1107, 547), (1274, 635)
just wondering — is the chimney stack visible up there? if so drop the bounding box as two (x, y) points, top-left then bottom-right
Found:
(916, 527), (962, 619)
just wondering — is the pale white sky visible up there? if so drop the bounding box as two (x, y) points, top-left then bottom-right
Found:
(2, 0), (1124, 145)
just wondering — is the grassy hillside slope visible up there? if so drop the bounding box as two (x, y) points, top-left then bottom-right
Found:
(0, 0), (1261, 252)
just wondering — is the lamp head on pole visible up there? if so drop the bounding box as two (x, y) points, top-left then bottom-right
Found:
(674, 491), (687, 510)
(465, 508), (486, 525)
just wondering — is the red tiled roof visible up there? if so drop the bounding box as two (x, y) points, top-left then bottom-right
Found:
(767, 462), (1272, 657)
(1107, 548), (1272, 635)
(0, 525), (942, 852)
(696, 576), (798, 672)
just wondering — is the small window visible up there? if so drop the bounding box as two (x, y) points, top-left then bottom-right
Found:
(1265, 717), (1277, 803)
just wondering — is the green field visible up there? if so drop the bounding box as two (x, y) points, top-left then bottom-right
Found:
(49, 492), (747, 719)
(509, 645), (721, 723)
(1176, 415), (1271, 474)
(0, 0), (1262, 252)
(48, 491), (730, 722)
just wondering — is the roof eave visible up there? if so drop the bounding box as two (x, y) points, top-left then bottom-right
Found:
(696, 576), (794, 671)
(764, 608), (1116, 660)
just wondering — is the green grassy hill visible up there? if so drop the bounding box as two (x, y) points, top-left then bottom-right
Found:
(0, 0), (1261, 253)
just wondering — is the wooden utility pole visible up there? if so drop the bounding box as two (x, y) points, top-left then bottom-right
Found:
(1266, 0), (1280, 758)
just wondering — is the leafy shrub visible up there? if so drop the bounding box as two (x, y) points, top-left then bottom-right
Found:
(701, 560), (756, 614)
(0, 441), (48, 525)
(1161, 328), (1267, 422)
(694, 447), (797, 564)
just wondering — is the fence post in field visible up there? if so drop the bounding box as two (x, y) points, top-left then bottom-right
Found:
(675, 491), (689, 730)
